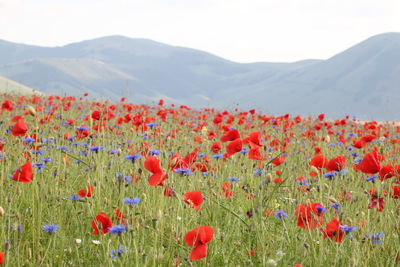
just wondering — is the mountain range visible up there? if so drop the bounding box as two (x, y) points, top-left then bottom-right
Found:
(0, 32), (399, 120)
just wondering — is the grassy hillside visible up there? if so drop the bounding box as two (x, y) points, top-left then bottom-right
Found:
(0, 76), (43, 95)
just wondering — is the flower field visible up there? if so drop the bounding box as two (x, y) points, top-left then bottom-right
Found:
(0, 94), (399, 266)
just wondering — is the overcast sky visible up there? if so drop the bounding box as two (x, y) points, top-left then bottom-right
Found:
(0, 0), (399, 62)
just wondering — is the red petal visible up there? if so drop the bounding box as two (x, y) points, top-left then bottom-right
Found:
(144, 156), (163, 174)
(190, 244), (208, 261)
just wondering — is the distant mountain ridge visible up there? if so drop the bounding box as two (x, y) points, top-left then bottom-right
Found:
(0, 33), (399, 120)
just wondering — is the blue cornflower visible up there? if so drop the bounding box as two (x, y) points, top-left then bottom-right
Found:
(240, 149), (248, 154)
(76, 126), (89, 130)
(228, 176), (239, 182)
(339, 224), (357, 238)
(30, 149), (44, 155)
(147, 123), (158, 128)
(197, 153), (205, 158)
(125, 154), (141, 162)
(174, 168), (193, 175)
(330, 203), (340, 212)
(42, 138), (55, 144)
(339, 169), (348, 175)
(124, 197), (141, 205)
(149, 149), (160, 155)
(365, 175), (378, 182)
(366, 233), (384, 244)
(253, 169), (264, 176)
(324, 172), (338, 179)
(202, 172), (209, 177)
(108, 225), (126, 235)
(115, 173), (125, 181)
(274, 210), (289, 219)
(110, 245), (125, 259)
(42, 224), (60, 233)
(124, 176), (132, 183)
(89, 146), (104, 152)
(212, 154), (224, 159)
(109, 149), (119, 154)
(42, 157), (52, 163)
(32, 162), (45, 171)
(23, 137), (35, 144)
(354, 158), (363, 163)
(316, 205), (328, 213)
(69, 194), (83, 201)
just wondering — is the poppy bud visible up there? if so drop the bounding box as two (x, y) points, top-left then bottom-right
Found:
(265, 173), (273, 183)
(328, 197), (338, 203)
(325, 135), (331, 143)
(26, 106), (36, 116)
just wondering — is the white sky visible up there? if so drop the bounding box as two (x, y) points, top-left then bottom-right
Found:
(0, 0), (399, 63)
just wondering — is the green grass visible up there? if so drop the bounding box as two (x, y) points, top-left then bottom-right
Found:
(0, 94), (399, 266)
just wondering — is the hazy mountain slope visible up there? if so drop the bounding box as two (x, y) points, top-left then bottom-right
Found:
(213, 33), (400, 119)
(0, 33), (399, 119)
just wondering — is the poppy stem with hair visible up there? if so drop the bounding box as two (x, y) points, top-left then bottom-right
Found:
(60, 150), (92, 168)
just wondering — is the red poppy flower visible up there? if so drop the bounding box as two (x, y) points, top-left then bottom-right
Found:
(310, 155), (328, 169)
(144, 156), (167, 186)
(220, 129), (240, 142)
(326, 156), (346, 172)
(2, 99), (13, 111)
(0, 251), (3, 264)
(248, 147), (263, 160)
(114, 209), (127, 224)
(91, 110), (101, 120)
(12, 162), (33, 183)
(77, 185), (94, 197)
(272, 156), (285, 166)
(379, 163), (395, 180)
(184, 225), (214, 261)
(148, 172), (167, 186)
(391, 186), (400, 199)
(320, 217), (344, 243)
(183, 191), (203, 210)
(211, 142), (222, 153)
(355, 151), (381, 174)
(224, 138), (243, 158)
(144, 156), (163, 174)
(296, 203), (325, 230)
(11, 119), (28, 136)
(368, 196), (384, 212)
(221, 182), (234, 198)
(92, 212), (113, 235)
(245, 131), (263, 148)
(360, 135), (376, 143)
(164, 186), (174, 197)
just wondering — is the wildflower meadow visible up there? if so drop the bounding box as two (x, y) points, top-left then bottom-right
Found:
(0, 94), (399, 266)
